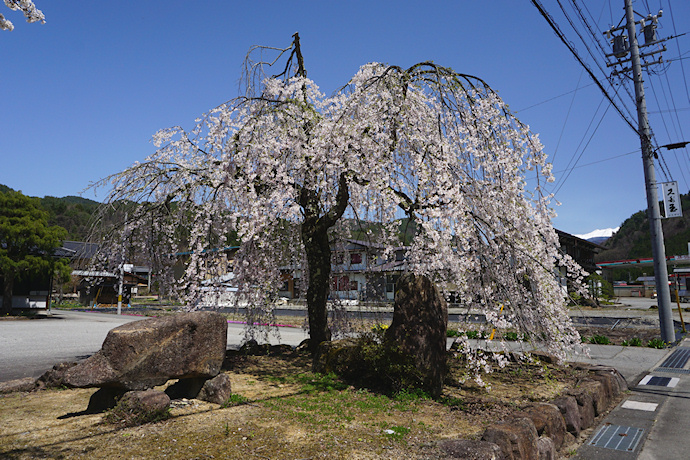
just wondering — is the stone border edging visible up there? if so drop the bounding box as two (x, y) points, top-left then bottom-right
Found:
(441, 363), (628, 460)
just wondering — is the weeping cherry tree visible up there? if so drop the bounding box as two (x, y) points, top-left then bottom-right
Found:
(92, 34), (585, 361)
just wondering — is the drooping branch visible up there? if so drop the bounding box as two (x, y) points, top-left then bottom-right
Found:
(90, 37), (583, 368)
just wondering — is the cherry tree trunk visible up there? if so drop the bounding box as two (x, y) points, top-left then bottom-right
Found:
(298, 175), (349, 355)
(302, 223), (332, 354)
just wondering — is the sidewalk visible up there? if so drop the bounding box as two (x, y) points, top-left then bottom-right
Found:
(575, 338), (690, 459)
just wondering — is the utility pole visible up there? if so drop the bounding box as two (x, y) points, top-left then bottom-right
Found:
(606, 0), (675, 343)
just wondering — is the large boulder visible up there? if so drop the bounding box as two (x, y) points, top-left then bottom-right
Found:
(104, 389), (171, 426)
(312, 338), (362, 375)
(572, 363), (628, 394)
(65, 312), (227, 391)
(0, 377), (36, 394)
(575, 378), (607, 416)
(537, 436), (556, 460)
(384, 273), (448, 398)
(164, 377), (207, 400)
(569, 387), (595, 430)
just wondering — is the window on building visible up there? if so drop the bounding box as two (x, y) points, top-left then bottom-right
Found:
(386, 274), (400, 293)
(331, 275), (350, 291)
(350, 253), (362, 264)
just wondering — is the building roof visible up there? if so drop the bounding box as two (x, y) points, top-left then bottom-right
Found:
(56, 241), (100, 259)
(555, 229), (607, 251)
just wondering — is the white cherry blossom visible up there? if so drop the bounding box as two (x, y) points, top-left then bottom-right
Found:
(91, 35), (585, 369)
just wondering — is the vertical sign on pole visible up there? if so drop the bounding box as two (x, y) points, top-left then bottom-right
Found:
(663, 181), (682, 218)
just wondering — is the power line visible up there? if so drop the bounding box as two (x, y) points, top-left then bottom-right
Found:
(666, 0), (690, 106)
(650, 107), (690, 113)
(647, 76), (690, 187)
(655, 142), (673, 182)
(649, 75), (679, 144)
(571, 0), (611, 61)
(515, 82), (595, 112)
(569, 0), (639, 128)
(660, 52), (689, 150)
(526, 147), (640, 184)
(550, 148), (638, 173)
(552, 97), (611, 197)
(658, 145), (689, 189)
(552, 70), (586, 163)
(662, 72), (683, 139)
(530, 0), (639, 132)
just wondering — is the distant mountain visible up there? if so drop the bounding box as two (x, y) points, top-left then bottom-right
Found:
(574, 227), (620, 244)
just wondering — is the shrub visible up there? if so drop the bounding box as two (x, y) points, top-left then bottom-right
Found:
(466, 330), (486, 339)
(315, 336), (425, 395)
(622, 337), (643, 347)
(446, 329), (461, 338)
(588, 335), (611, 345)
(372, 324), (389, 334)
(56, 300), (82, 309)
(647, 338), (666, 349)
(503, 331), (519, 341)
(221, 394), (250, 408)
(295, 372), (348, 393)
(393, 388), (430, 402)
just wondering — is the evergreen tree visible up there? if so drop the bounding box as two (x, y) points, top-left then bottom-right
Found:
(0, 190), (68, 315)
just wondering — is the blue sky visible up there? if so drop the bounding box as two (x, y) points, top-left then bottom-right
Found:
(2, 1), (689, 236)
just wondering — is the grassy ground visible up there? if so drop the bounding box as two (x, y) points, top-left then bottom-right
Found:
(0, 347), (593, 459)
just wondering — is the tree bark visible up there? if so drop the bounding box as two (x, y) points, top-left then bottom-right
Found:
(2, 270), (14, 315)
(299, 173), (350, 354)
(302, 222), (332, 353)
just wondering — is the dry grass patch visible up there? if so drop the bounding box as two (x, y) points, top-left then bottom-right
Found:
(0, 349), (588, 459)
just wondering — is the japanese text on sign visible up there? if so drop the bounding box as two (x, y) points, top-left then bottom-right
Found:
(663, 181), (682, 218)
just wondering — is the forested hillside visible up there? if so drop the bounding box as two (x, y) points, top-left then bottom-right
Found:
(1, 185), (99, 240)
(40, 195), (99, 240)
(595, 193), (690, 278)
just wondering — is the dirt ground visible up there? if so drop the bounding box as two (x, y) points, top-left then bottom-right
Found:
(0, 345), (611, 460)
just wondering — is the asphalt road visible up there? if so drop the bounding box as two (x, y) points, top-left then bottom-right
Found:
(0, 310), (141, 382)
